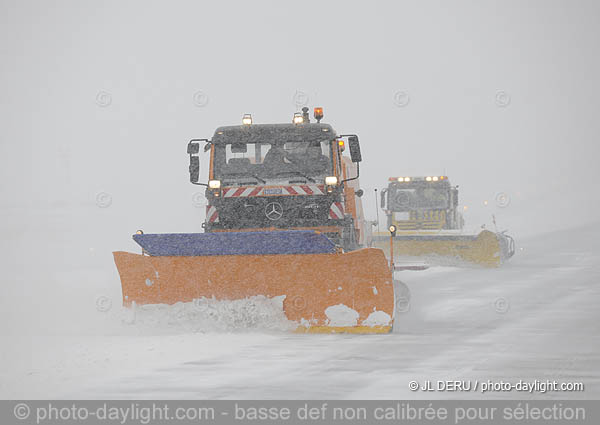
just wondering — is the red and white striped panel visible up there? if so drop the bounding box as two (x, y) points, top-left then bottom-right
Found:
(222, 187), (262, 198)
(329, 202), (344, 219)
(284, 185), (324, 195)
(206, 205), (219, 223)
(222, 185), (325, 197)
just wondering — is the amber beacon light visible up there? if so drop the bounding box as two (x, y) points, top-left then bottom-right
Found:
(314, 107), (324, 123)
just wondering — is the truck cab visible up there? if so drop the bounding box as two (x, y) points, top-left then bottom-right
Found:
(381, 176), (463, 231)
(187, 108), (366, 251)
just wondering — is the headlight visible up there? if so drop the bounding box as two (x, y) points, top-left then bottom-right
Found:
(404, 177), (411, 182)
(426, 176), (432, 181)
(293, 113), (304, 124)
(325, 176), (338, 185)
(432, 176), (439, 181)
(389, 225), (397, 233)
(242, 114), (252, 125)
(208, 180), (221, 189)
(397, 177), (404, 182)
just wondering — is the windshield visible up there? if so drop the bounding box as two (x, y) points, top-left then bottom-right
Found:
(390, 187), (449, 210)
(213, 140), (332, 183)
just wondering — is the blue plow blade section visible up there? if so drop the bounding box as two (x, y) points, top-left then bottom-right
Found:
(132, 230), (337, 256)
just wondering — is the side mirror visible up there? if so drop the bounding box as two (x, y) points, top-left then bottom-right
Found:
(187, 138), (210, 186)
(452, 188), (459, 207)
(187, 142), (200, 154)
(355, 189), (364, 197)
(189, 156), (200, 183)
(347, 135), (362, 163)
(380, 189), (387, 208)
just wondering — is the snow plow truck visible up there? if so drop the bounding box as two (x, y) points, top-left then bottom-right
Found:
(372, 176), (514, 268)
(113, 107), (395, 333)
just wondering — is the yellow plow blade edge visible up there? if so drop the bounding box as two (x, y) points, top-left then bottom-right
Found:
(113, 248), (395, 334)
(373, 230), (513, 268)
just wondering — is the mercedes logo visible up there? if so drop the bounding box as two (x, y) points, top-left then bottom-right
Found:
(265, 202), (283, 221)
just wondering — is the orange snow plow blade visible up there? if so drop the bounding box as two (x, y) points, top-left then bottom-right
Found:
(113, 247), (395, 334)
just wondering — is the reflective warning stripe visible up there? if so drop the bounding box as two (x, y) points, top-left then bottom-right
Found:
(206, 205), (219, 223)
(222, 185), (325, 197)
(329, 202), (344, 219)
(301, 185), (314, 195)
(304, 185), (322, 195)
(249, 187), (262, 196)
(223, 187), (252, 198)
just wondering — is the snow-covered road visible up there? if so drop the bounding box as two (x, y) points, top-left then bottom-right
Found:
(2, 224), (599, 399)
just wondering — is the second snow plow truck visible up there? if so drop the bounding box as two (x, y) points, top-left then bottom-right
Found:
(373, 176), (514, 267)
(113, 108), (395, 333)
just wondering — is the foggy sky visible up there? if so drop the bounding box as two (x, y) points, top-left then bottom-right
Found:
(1, 0), (599, 249)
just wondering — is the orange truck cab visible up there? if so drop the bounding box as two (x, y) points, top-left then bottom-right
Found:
(187, 107), (366, 251)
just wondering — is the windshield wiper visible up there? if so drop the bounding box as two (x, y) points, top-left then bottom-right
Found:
(250, 173), (266, 184)
(277, 170), (315, 183)
(222, 172), (266, 184)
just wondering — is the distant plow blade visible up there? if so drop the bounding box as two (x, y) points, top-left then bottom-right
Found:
(113, 231), (395, 333)
(373, 230), (515, 268)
